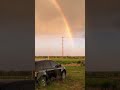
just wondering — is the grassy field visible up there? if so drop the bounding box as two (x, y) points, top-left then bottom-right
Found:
(35, 56), (85, 65)
(35, 57), (85, 90)
(86, 72), (120, 89)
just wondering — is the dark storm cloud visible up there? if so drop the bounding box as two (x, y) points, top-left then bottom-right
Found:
(86, 31), (120, 71)
(0, 0), (34, 71)
(86, 0), (120, 31)
(86, 0), (120, 71)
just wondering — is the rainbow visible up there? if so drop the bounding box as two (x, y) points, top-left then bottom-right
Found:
(50, 0), (74, 46)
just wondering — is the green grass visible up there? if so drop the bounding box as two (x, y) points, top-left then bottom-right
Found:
(36, 66), (85, 90)
(86, 72), (120, 89)
(35, 57), (85, 65)
(52, 58), (83, 64)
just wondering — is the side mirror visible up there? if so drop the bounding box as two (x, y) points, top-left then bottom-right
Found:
(55, 64), (61, 68)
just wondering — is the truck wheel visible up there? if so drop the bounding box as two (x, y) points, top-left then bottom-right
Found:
(61, 71), (66, 79)
(38, 76), (47, 87)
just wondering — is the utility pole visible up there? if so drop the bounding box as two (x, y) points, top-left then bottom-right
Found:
(48, 56), (49, 60)
(62, 37), (64, 57)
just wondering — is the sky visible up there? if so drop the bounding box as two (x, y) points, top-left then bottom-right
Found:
(35, 0), (85, 56)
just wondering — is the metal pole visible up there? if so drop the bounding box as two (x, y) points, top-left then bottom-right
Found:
(62, 37), (64, 57)
(48, 56), (49, 60)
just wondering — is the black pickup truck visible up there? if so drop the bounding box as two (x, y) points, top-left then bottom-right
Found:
(35, 60), (66, 86)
